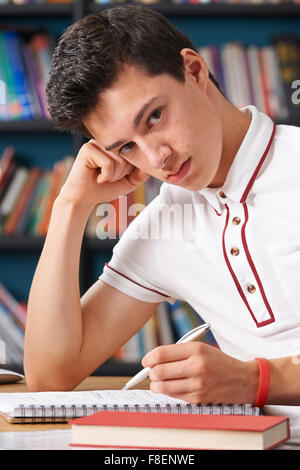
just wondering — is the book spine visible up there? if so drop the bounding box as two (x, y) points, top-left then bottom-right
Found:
(22, 41), (44, 118)
(246, 45), (267, 114)
(0, 303), (24, 358)
(272, 34), (300, 121)
(0, 167), (28, 232)
(3, 30), (33, 120)
(168, 300), (195, 340)
(0, 31), (21, 120)
(0, 282), (26, 330)
(263, 45), (289, 121)
(0, 146), (15, 201)
(14, 172), (42, 235)
(3, 167), (40, 235)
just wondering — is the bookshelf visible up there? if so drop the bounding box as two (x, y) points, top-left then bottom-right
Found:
(1, 0), (300, 376)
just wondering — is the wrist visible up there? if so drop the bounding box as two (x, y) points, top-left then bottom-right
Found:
(245, 359), (260, 405)
(54, 191), (95, 216)
(46, 193), (93, 242)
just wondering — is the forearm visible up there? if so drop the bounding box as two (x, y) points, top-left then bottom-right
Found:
(24, 194), (93, 389)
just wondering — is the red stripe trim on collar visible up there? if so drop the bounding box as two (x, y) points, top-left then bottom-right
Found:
(240, 122), (276, 204)
(104, 263), (170, 298)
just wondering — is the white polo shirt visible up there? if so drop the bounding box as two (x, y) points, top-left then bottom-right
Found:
(99, 105), (300, 443)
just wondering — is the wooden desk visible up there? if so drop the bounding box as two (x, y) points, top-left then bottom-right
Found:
(0, 376), (150, 433)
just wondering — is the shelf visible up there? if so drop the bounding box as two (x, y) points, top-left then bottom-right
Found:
(0, 0), (299, 18)
(89, 1), (300, 17)
(0, 235), (118, 251)
(0, 235), (45, 250)
(84, 237), (119, 250)
(0, 119), (66, 134)
(0, 2), (73, 17)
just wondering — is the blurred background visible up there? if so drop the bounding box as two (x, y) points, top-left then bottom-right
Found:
(0, 0), (299, 376)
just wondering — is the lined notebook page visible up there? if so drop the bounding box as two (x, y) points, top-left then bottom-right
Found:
(0, 389), (259, 420)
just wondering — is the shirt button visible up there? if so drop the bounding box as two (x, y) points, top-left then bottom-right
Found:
(219, 191), (226, 198)
(247, 284), (256, 294)
(232, 217), (241, 226)
(230, 247), (240, 256)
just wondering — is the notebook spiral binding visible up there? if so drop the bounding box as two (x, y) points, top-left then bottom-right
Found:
(16, 403), (258, 424)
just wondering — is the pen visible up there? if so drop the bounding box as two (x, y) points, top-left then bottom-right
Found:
(122, 322), (210, 390)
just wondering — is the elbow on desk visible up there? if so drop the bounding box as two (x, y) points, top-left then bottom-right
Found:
(24, 361), (80, 392)
(25, 373), (77, 392)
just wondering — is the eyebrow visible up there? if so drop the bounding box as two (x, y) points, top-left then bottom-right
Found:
(104, 95), (159, 152)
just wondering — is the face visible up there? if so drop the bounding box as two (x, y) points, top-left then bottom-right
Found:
(83, 55), (224, 191)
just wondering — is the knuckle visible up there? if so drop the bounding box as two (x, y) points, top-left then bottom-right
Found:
(150, 365), (164, 381)
(152, 346), (165, 364)
(190, 359), (203, 377)
(194, 341), (205, 355)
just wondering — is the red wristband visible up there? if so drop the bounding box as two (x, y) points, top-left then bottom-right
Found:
(254, 357), (270, 408)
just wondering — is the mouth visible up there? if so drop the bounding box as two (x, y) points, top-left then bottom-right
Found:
(167, 157), (192, 184)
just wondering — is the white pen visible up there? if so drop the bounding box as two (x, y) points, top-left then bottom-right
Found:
(122, 323), (210, 391)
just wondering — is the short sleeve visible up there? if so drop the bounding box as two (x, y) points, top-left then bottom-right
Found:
(98, 186), (176, 305)
(99, 254), (176, 304)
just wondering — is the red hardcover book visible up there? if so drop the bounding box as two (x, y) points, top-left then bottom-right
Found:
(70, 410), (290, 450)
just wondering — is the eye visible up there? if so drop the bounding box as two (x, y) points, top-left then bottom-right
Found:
(119, 141), (135, 156)
(147, 108), (162, 128)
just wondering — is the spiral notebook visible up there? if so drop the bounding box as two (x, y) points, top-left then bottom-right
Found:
(0, 389), (260, 424)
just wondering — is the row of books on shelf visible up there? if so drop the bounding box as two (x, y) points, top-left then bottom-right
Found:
(0, 26), (300, 123)
(93, 0), (300, 5)
(0, 0), (72, 5)
(199, 34), (300, 122)
(0, 280), (216, 367)
(0, 146), (162, 238)
(1, 0), (300, 6)
(0, 28), (54, 121)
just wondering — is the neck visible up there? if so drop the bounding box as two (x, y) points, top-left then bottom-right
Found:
(208, 85), (252, 189)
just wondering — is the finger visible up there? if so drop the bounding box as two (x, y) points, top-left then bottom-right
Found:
(110, 160), (134, 182)
(142, 343), (200, 368)
(149, 359), (189, 382)
(89, 139), (125, 164)
(126, 167), (150, 187)
(95, 154), (115, 183)
(150, 377), (199, 396)
(82, 141), (115, 182)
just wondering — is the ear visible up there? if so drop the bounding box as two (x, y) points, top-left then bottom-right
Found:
(180, 48), (209, 93)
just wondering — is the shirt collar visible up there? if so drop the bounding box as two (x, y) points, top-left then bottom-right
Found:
(198, 105), (276, 211)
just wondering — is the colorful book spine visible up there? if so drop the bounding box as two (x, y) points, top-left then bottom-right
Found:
(2, 167), (40, 235)
(0, 282), (26, 330)
(272, 33), (300, 121)
(0, 31), (21, 120)
(3, 30), (33, 120)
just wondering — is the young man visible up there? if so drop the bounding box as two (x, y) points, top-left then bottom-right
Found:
(25, 5), (300, 441)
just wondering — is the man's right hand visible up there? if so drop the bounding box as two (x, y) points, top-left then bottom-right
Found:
(58, 139), (149, 208)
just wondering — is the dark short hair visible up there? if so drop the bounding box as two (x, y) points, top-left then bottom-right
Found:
(46, 4), (221, 138)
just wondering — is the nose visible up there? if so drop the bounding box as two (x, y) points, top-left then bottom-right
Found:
(139, 139), (172, 170)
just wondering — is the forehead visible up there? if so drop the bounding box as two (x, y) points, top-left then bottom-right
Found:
(84, 65), (183, 135)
